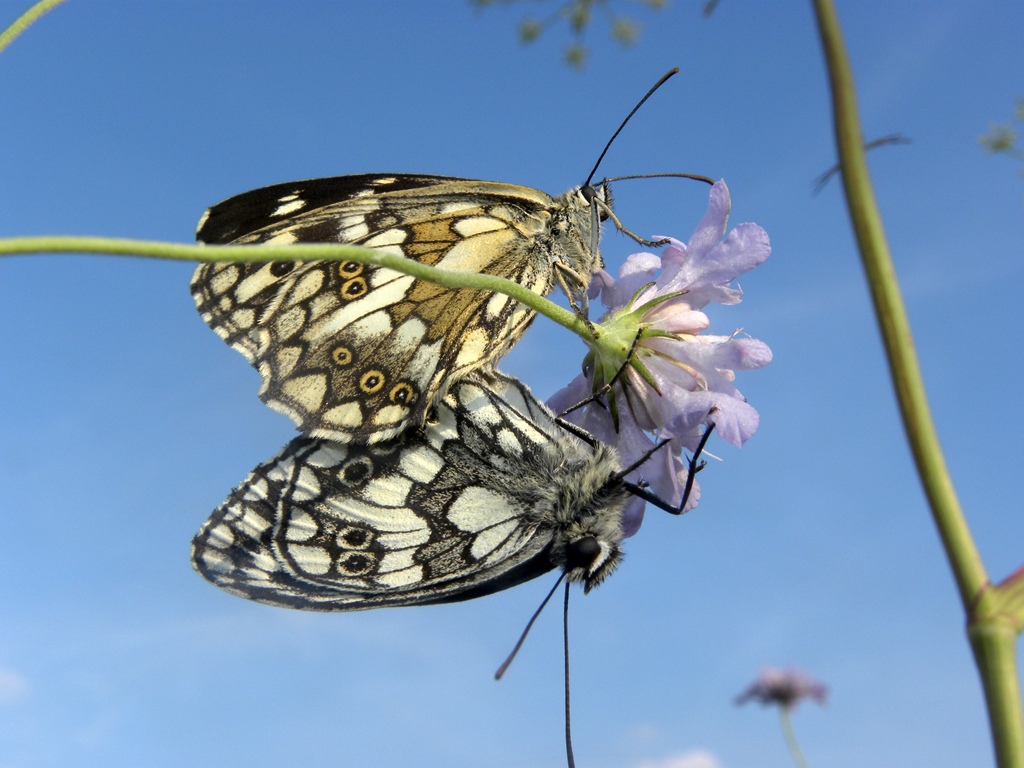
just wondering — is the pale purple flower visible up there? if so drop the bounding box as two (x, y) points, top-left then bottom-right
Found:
(549, 180), (771, 532)
(735, 668), (828, 710)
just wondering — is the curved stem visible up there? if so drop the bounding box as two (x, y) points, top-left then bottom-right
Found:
(0, 0), (68, 55)
(813, 0), (984, 611)
(0, 235), (594, 342)
(813, 1), (1023, 766)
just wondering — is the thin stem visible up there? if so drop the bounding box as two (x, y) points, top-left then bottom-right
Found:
(813, 0), (984, 613)
(813, 1), (1023, 766)
(778, 708), (809, 768)
(0, 235), (593, 342)
(0, 0), (68, 55)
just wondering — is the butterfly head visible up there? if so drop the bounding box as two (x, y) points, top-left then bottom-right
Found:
(551, 180), (614, 286)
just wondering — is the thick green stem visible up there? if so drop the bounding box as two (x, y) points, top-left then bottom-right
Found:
(813, 1), (1023, 766)
(0, 0), (68, 55)
(969, 618), (1024, 768)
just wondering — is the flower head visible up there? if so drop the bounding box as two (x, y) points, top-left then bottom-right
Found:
(548, 180), (772, 534)
(735, 667), (828, 710)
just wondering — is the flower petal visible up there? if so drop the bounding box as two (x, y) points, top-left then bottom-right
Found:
(600, 251), (662, 310)
(546, 373), (594, 421)
(620, 495), (648, 538)
(548, 177), (770, 536)
(686, 180), (731, 256)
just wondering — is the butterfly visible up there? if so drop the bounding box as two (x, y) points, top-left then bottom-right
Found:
(191, 174), (609, 445)
(191, 369), (632, 610)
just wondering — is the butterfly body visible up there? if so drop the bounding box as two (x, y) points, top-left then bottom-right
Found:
(191, 174), (606, 443)
(192, 371), (629, 610)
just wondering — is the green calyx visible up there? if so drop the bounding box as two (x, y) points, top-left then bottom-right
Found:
(580, 285), (687, 423)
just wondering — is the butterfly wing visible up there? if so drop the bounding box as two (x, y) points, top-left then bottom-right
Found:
(191, 371), (609, 610)
(191, 174), (597, 443)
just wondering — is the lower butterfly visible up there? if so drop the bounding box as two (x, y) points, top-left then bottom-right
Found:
(191, 370), (632, 609)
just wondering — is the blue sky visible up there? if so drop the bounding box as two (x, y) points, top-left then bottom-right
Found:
(1, 2), (1023, 767)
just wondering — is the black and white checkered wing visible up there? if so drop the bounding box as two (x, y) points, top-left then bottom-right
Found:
(191, 371), (628, 610)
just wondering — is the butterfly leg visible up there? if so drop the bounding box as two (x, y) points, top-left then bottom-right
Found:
(615, 420), (716, 515)
(552, 261), (596, 334)
(594, 198), (672, 249)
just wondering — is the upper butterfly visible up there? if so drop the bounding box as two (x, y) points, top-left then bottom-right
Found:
(191, 173), (607, 443)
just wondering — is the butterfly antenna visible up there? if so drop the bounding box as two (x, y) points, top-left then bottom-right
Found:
(599, 176), (715, 249)
(615, 438), (672, 481)
(584, 68), (679, 187)
(812, 133), (911, 195)
(563, 581), (577, 768)
(494, 573), (565, 680)
(603, 172), (715, 186)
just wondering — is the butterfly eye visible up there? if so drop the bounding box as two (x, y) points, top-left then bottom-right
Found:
(338, 525), (373, 549)
(359, 370), (386, 394)
(565, 536), (602, 573)
(341, 277), (369, 299)
(580, 183), (611, 222)
(339, 553), (375, 575)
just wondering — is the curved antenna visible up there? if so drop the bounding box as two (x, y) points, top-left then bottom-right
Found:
(584, 68), (679, 187)
(603, 171), (716, 186)
(494, 573), (565, 680)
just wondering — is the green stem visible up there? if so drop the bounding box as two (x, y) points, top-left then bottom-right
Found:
(813, 1), (1023, 766)
(0, 235), (593, 342)
(779, 708), (809, 768)
(0, 0), (68, 55)
(813, 0), (984, 612)
(969, 618), (1024, 768)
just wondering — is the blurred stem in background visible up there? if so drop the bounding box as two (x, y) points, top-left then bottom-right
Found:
(813, 1), (1024, 766)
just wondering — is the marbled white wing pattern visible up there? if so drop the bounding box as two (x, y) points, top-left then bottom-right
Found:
(192, 370), (630, 610)
(191, 174), (607, 444)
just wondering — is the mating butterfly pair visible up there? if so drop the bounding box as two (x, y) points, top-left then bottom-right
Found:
(190, 172), (640, 609)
